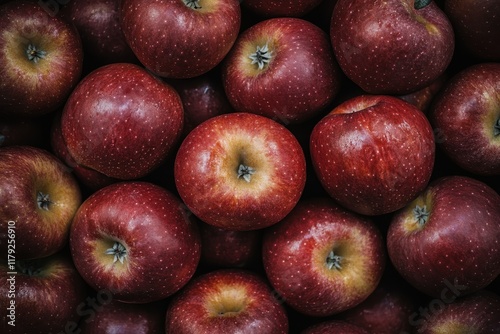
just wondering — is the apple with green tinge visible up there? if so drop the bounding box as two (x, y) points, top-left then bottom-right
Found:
(174, 112), (306, 231)
(387, 175), (500, 298)
(430, 62), (500, 175)
(222, 17), (341, 124)
(416, 290), (500, 333)
(0, 145), (81, 260)
(69, 181), (201, 303)
(61, 63), (184, 180)
(310, 95), (435, 216)
(262, 198), (386, 317)
(0, 0), (83, 116)
(242, 0), (323, 18)
(120, 0), (241, 78)
(330, 0), (454, 94)
(165, 269), (288, 334)
(0, 253), (87, 334)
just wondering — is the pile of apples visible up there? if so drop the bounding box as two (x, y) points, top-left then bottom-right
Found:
(1, 0), (499, 333)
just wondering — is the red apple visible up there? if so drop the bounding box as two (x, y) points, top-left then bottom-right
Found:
(165, 269), (288, 334)
(310, 95), (435, 216)
(387, 175), (500, 298)
(301, 320), (370, 334)
(0, 145), (81, 260)
(429, 62), (500, 175)
(444, 0), (500, 61)
(0, 252), (87, 334)
(69, 181), (201, 303)
(262, 198), (386, 317)
(415, 290), (500, 333)
(397, 74), (447, 114)
(79, 299), (166, 334)
(61, 63), (184, 180)
(330, 0), (454, 94)
(242, 0), (323, 18)
(120, 0), (241, 78)
(0, 0), (83, 116)
(63, 0), (137, 66)
(174, 112), (306, 231)
(222, 17), (341, 124)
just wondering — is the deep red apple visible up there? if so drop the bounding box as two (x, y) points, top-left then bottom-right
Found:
(262, 198), (385, 317)
(301, 320), (370, 334)
(79, 299), (166, 334)
(0, 145), (81, 260)
(387, 175), (500, 298)
(444, 0), (500, 61)
(310, 94), (435, 216)
(0, 252), (87, 334)
(70, 181), (201, 303)
(165, 269), (288, 334)
(174, 112), (306, 231)
(61, 63), (184, 180)
(430, 62), (500, 175)
(222, 17), (341, 124)
(120, 0), (241, 78)
(397, 74), (447, 114)
(0, 0), (83, 116)
(242, 0), (323, 18)
(63, 0), (137, 66)
(330, 0), (454, 94)
(415, 290), (500, 333)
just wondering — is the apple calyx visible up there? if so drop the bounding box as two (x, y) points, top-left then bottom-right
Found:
(237, 164), (256, 182)
(326, 250), (343, 270)
(414, 0), (432, 10)
(26, 44), (47, 64)
(37, 191), (52, 211)
(17, 260), (43, 276)
(249, 44), (273, 70)
(413, 205), (430, 226)
(494, 118), (500, 137)
(183, 0), (201, 9)
(105, 241), (127, 264)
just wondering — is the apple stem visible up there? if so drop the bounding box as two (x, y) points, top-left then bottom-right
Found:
(326, 250), (342, 270)
(183, 0), (201, 9)
(37, 191), (52, 211)
(26, 44), (47, 63)
(237, 164), (256, 182)
(414, 0), (432, 9)
(105, 241), (127, 264)
(494, 117), (500, 136)
(249, 44), (273, 70)
(413, 205), (430, 226)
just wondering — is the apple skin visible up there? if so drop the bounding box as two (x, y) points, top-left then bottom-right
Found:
(222, 17), (341, 124)
(242, 0), (323, 18)
(0, 252), (88, 334)
(120, 0), (241, 79)
(69, 181), (201, 303)
(301, 320), (370, 334)
(416, 290), (500, 333)
(429, 62), (500, 175)
(62, 0), (137, 66)
(397, 74), (447, 114)
(310, 95), (435, 216)
(0, 145), (82, 260)
(444, 0), (500, 61)
(387, 175), (500, 298)
(61, 63), (184, 180)
(165, 269), (288, 334)
(174, 112), (306, 231)
(0, 0), (83, 116)
(80, 299), (166, 334)
(330, 0), (454, 94)
(262, 198), (386, 317)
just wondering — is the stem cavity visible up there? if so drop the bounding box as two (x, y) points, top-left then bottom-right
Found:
(326, 250), (343, 270)
(26, 44), (47, 63)
(249, 44), (273, 70)
(37, 191), (52, 211)
(414, 0), (432, 10)
(183, 0), (201, 9)
(105, 241), (127, 264)
(494, 117), (500, 136)
(413, 205), (430, 226)
(237, 164), (255, 182)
